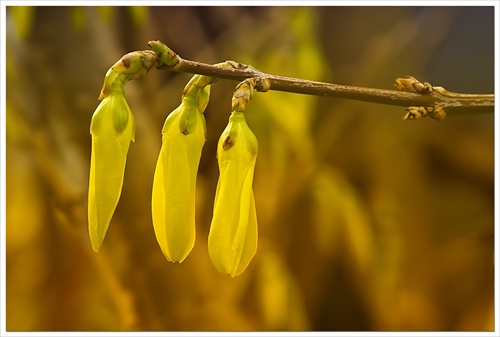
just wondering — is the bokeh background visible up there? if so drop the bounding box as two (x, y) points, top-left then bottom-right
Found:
(4, 6), (495, 331)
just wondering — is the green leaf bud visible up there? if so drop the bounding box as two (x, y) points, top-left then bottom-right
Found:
(148, 40), (180, 67)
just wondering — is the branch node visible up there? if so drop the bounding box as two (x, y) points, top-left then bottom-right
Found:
(396, 76), (449, 121)
(395, 76), (433, 94)
(403, 106), (446, 121)
(254, 77), (271, 93)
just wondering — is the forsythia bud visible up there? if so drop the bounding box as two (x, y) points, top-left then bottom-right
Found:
(88, 78), (135, 251)
(88, 50), (156, 251)
(208, 111), (258, 277)
(151, 76), (210, 262)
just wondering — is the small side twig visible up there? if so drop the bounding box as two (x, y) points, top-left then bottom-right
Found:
(148, 40), (494, 121)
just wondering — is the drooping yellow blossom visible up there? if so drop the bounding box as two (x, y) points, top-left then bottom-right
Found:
(151, 75), (210, 262)
(88, 51), (156, 251)
(208, 109), (258, 277)
(88, 86), (135, 251)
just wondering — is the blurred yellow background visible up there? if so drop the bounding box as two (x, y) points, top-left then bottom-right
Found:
(4, 6), (495, 331)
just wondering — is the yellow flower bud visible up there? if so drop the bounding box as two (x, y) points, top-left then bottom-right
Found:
(88, 91), (135, 251)
(151, 84), (209, 262)
(88, 49), (158, 251)
(208, 111), (258, 277)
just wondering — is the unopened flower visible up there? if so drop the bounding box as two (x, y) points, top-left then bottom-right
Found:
(88, 80), (135, 251)
(151, 75), (210, 262)
(208, 110), (258, 277)
(88, 51), (156, 251)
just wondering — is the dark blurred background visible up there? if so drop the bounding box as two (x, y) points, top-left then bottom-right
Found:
(4, 6), (495, 331)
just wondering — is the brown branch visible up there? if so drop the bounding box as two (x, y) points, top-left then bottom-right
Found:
(148, 40), (494, 120)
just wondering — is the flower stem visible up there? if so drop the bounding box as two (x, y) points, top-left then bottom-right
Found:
(149, 41), (494, 120)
